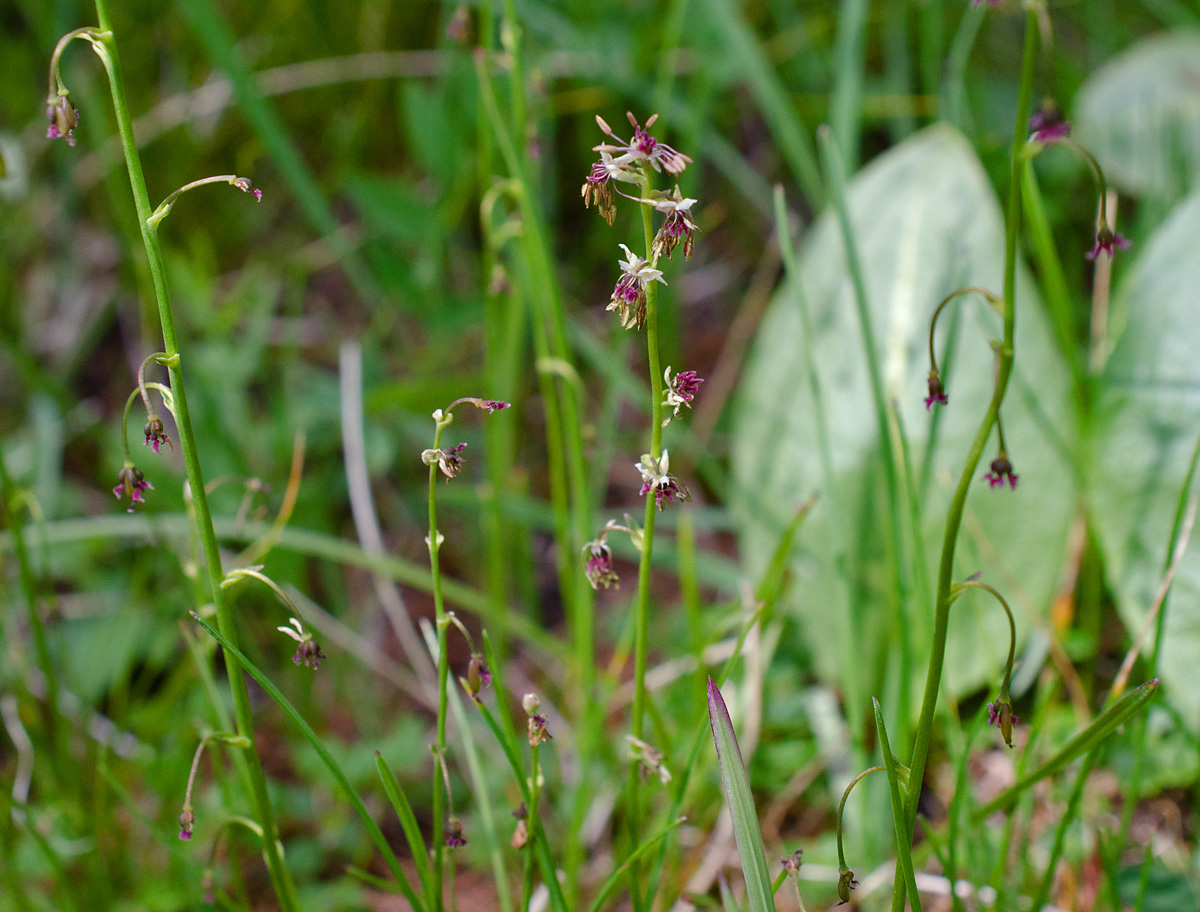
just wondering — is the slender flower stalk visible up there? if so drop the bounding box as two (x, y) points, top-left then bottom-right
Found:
(65, 6), (300, 906)
(626, 161), (670, 912)
(924, 286), (1003, 410)
(897, 13), (1039, 911)
(424, 398), (508, 911)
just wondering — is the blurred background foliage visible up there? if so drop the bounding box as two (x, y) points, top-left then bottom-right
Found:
(3, 0), (1200, 909)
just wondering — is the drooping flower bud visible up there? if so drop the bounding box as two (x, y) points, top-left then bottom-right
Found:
(46, 95), (79, 146)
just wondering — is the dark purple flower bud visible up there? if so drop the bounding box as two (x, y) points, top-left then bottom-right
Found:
(446, 817), (468, 848)
(144, 417), (173, 454)
(582, 538), (619, 590)
(178, 808), (195, 841)
(46, 95), (79, 147)
(1086, 226), (1132, 261)
(1029, 101), (1071, 143)
(292, 638), (325, 669)
(781, 849), (804, 873)
(983, 454), (1019, 490)
(987, 699), (1018, 748)
(480, 400), (510, 413)
(925, 371), (948, 410)
(113, 464), (153, 512)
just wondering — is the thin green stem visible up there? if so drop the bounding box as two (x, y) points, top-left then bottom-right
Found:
(835, 766), (885, 872)
(520, 742), (541, 912)
(86, 5), (297, 907)
(0, 443), (61, 759)
(899, 8), (1038, 907)
(627, 165), (665, 912)
(428, 418), (449, 912)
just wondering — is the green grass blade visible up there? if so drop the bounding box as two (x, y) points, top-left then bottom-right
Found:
(189, 612), (426, 912)
(973, 679), (1159, 819)
(375, 752), (434, 907)
(585, 817), (685, 912)
(873, 698), (923, 912)
(707, 678), (773, 912)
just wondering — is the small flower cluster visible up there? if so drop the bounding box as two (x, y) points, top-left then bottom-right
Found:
(627, 735), (673, 786)
(523, 693), (552, 746)
(422, 442), (468, 481)
(277, 617), (325, 670)
(636, 450), (690, 511)
(113, 464), (152, 511)
(663, 367), (703, 426)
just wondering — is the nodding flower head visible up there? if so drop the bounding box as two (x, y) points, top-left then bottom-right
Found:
(422, 442), (468, 481)
(781, 850), (804, 873)
(984, 453), (1019, 490)
(178, 808), (195, 842)
(925, 370), (948, 410)
(277, 617), (325, 670)
(1086, 225), (1132, 261)
(446, 817), (468, 848)
(464, 653), (492, 697)
(636, 449), (691, 510)
(46, 94), (79, 146)
(113, 464), (152, 512)
(1029, 101), (1071, 144)
(582, 537), (619, 590)
(582, 151), (639, 225)
(592, 111), (692, 177)
(837, 866), (858, 905)
(608, 244), (666, 331)
(650, 186), (699, 260)
(988, 698), (1018, 748)
(663, 367), (703, 425)
(144, 417), (173, 454)
(230, 176), (263, 202)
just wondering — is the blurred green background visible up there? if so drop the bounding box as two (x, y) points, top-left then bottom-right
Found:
(3, 0), (1200, 909)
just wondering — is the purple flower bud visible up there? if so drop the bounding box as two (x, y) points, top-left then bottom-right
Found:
(113, 464), (153, 512)
(983, 454), (1019, 490)
(46, 95), (79, 147)
(987, 699), (1018, 748)
(582, 538), (619, 590)
(1029, 102), (1071, 143)
(144, 417), (173, 454)
(178, 808), (195, 841)
(446, 817), (468, 848)
(1086, 226), (1132, 261)
(925, 371), (948, 410)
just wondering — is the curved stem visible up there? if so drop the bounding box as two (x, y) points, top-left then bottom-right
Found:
(927, 286), (1003, 372)
(953, 581), (1016, 694)
(86, 5), (298, 908)
(900, 3), (1038, 890)
(836, 766), (885, 870)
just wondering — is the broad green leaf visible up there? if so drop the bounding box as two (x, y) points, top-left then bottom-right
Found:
(707, 678), (774, 912)
(733, 124), (1074, 704)
(1075, 32), (1200, 200)
(1088, 189), (1200, 731)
